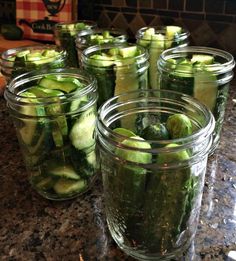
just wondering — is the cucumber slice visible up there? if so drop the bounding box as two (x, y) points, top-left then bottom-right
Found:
(26, 52), (43, 61)
(143, 28), (155, 40)
(38, 77), (78, 93)
(69, 107), (96, 150)
(113, 127), (136, 138)
(29, 84), (69, 147)
(53, 178), (87, 195)
(42, 49), (58, 57)
(19, 92), (46, 145)
(35, 176), (55, 190)
(86, 150), (96, 169)
(47, 165), (81, 180)
(115, 60), (140, 130)
(16, 50), (30, 59)
(191, 54), (214, 65)
(89, 54), (114, 67)
(119, 46), (137, 58)
(165, 25), (182, 48)
(194, 70), (217, 112)
(149, 34), (164, 89)
(29, 86), (64, 97)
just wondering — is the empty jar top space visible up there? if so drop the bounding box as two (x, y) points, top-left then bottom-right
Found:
(97, 89), (215, 168)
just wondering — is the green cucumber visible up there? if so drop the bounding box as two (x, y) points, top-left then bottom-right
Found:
(119, 46), (137, 58)
(35, 176), (55, 190)
(38, 77), (78, 93)
(89, 54), (114, 67)
(114, 58), (140, 130)
(149, 34), (165, 89)
(191, 54), (214, 65)
(19, 92), (46, 145)
(47, 165), (81, 180)
(53, 178), (87, 195)
(69, 107), (96, 150)
(29, 86), (64, 97)
(165, 25), (182, 48)
(194, 70), (217, 112)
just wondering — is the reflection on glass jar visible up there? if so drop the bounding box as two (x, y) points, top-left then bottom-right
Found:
(4, 68), (98, 200)
(54, 20), (97, 67)
(136, 26), (189, 90)
(81, 43), (149, 107)
(158, 46), (235, 153)
(96, 89), (215, 260)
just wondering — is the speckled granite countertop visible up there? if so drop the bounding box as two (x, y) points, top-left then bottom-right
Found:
(0, 86), (236, 261)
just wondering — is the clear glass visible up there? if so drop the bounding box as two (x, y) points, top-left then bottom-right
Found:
(136, 26), (189, 90)
(0, 45), (67, 84)
(54, 20), (97, 67)
(158, 46), (235, 153)
(4, 68), (98, 200)
(76, 28), (128, 66)
(96, 89), (215, 260)
(81, 43), (149, 107)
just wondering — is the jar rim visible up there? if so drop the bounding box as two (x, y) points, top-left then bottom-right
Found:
(135, 25), (190, 41)
(81, 43), (149, 66)
(158, 46), (235, 75)
(4, 68), (97, 105)
(76, 27), (128, 38)
(75, 28), (128, 49)
(0, 44), (67, 63)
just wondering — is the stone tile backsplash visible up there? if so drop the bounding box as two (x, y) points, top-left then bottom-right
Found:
(93, 0), (236, 55)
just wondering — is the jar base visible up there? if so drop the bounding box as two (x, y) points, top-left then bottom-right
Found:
(109, 223), (194, 261)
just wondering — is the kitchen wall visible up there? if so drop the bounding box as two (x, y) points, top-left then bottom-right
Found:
(89, 0), (236, 55)
(1, 0), (236, 55)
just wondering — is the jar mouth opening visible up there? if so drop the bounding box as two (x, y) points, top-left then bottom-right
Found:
(81, 43), (149, 66)
(158, 46), (235, 75)
(75, 28), (128, 47)
(97, 89), (215, 154)
(4, 68), (97, 105)
(0, 45), (66, 63)
(136, 26), (190, 41)
(54, 20), (97, 32)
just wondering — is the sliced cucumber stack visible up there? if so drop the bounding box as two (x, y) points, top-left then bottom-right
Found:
(20, 74), (97, 199)
(137, 26), (183, 90)
(84, 44), (147, 107)
(163, 54), (218, 112)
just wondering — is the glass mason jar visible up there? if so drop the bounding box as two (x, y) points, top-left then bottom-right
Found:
(4, 68), (98, 200)
(158, 46), (235, 153)
(76, 28), (128, 66)
(136, 26), (189, 90)
(0, 44), (67, 84)
(54, 20), (97, 67)
(81, 43), (149, 107)
(96, 89), (215, 260)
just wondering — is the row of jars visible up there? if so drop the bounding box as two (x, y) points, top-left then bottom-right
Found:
(0, 20), (235, 260)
